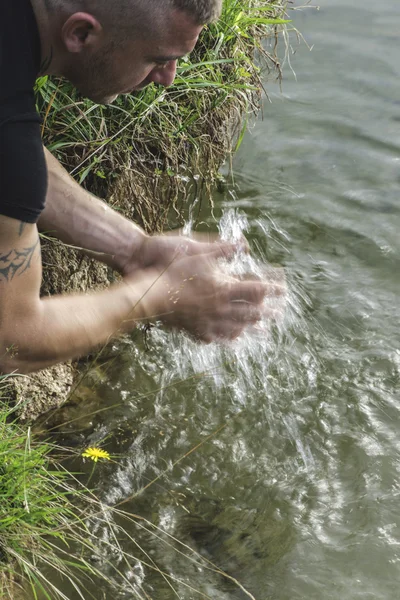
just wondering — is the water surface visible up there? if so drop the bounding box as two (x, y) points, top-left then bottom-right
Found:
(47, 2), (400, 598)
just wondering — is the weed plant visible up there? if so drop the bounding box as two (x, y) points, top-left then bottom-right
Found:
(0, 378), (132, 599)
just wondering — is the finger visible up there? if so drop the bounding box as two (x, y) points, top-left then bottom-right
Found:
(200, 323), (246, 343)
(163, 229), (220, 242)
(188, 231), (220, 244)
(227, 265), (287, 292)
(261, 265), (287, 290)
(223, 303), (263, 324)
(236, 278), (286, 299)
(163, 229), (249, 255)
(193, 302), (283, 344)
(224, 280), (268, 304)
(207, 240), (250, 261)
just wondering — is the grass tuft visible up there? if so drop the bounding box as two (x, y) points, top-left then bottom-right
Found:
(36, 0), (292, 232)
(0, 381), (96, 599)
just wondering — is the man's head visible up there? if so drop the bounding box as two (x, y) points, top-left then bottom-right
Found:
(43, 0), (223, 104)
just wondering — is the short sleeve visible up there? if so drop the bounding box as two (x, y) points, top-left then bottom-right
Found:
(0, 0), (46, 224)
(0, 115), (48, 223)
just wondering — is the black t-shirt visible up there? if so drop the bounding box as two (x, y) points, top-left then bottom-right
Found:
(0, 0), (47, 223)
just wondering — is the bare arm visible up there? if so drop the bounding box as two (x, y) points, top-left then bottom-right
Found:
(38, 150), (246, 277)
(0, 214), (277, 374)
(38, 147), (147, 273)
(0, 216), (149, 374)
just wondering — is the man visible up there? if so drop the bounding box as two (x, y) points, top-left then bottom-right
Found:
(0, 0), (281, 374)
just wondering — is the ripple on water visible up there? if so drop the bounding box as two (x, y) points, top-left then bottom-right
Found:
(47, 1), (400, 593)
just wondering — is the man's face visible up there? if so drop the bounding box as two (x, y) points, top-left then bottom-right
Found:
(64, 9), (203, 104)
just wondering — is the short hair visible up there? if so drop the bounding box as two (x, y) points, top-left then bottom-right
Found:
(167, 0), (222, 24)
(47, 0), (222, 27)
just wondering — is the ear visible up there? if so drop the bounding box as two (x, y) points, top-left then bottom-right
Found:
(61, 12), (103, 53)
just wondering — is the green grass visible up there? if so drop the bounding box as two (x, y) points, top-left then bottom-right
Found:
(0, 377), (135, 599)
(0, 375), (261, 599)
(35, 0), (292, 231)
(0, 383), (96, 599)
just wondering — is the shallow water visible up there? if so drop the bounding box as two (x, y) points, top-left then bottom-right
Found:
(43, 1), (400, 598)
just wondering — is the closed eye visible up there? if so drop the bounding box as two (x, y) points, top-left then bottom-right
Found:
(149, 53), (184, 65)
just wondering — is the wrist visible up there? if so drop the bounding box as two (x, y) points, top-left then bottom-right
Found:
(123, 268), (169, 325)
(115, 225), (149, 275)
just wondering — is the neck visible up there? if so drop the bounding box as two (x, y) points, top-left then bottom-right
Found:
(30, 0), (64, 76)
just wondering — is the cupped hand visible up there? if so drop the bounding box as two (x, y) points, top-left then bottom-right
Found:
(124, 242), (284, 343)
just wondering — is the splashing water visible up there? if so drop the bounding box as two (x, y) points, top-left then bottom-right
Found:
(43, 206), (316, 600)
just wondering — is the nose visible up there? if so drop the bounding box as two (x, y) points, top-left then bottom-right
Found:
(150, 60), (178, 88)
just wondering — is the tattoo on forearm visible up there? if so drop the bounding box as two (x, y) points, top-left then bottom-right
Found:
(0, 240), (40, 281)
(39, 46), (54, 75)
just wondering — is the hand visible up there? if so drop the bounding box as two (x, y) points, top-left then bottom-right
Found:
(121, 230), (249, 277)
(124, 242), (284, 343)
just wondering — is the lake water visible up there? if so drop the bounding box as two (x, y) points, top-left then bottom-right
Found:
(44, 1), (400, 598)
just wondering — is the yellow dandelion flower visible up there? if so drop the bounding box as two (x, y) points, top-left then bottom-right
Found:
(81, 447), (111, 463)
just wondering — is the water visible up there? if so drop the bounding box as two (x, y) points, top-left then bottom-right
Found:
(43, 1), (400, 598)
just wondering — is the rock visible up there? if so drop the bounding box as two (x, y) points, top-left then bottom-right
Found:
(11, 362), (74, 422)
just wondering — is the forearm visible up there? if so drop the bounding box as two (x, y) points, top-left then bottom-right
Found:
(38, 147), (148, 273)
(2, 278), (149, 374)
